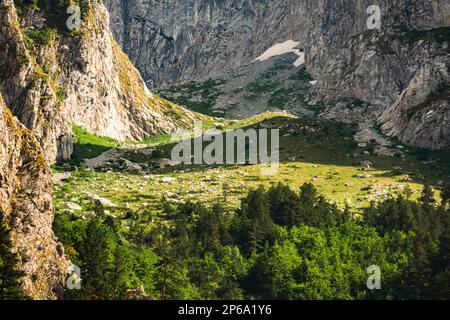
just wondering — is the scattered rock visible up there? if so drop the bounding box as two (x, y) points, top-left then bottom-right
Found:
(86, 194), (118, 207)
(136, 148), (155, 156)
(374, 146), (394, 157)
(85, 148), (122, 169)
(121, 159), (143, 172)
(127, 285), (149, 300)
(65, 202), (82, 211)
(402, 175), (414, 182)
(159, 158), (178, 169)
(52, 172), (72, 185)
(164, 192), (181, 200)
(357, 174), (373, 179)
(161, 177), (177, 183)
(358, 142), (367, 148)
(360, 160), (373, 168)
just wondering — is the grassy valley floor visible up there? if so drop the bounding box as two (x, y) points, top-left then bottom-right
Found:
(53, 113), (450, 217)
(50, 112), (450, 300)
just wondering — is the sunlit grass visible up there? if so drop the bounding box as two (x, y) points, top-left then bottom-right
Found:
(54, 113), (449, 218)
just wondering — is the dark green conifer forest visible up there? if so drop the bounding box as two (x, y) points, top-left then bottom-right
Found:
(51, 183), (450, 300)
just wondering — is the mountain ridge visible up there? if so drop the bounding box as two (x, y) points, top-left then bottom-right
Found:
(0, 0), (204, 299)
(105, 0), (450, 149)
(1, 0), (203, 164)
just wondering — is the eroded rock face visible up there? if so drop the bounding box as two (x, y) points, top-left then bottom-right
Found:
(0, 0), (201, 163)
(106, 0), (310, 88)
(304, 1), (450, 150)
(105, 0), (450, 149)
(0, 95), (70, 299)
(379, 54), (450, 149)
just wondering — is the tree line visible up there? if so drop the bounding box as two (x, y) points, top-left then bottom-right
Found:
(1, 183), (449, 299)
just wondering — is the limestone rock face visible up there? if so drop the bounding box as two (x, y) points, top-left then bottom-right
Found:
(303, 1), (450, 150)
(0, 0), (201, 163)
(105, 0), (450, 149)
(0, 95), (70, 299)
(105, 0), (311, 88)
(379, 54), (449, 149)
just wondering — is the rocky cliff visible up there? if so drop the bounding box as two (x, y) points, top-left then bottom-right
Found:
(1, 0), (201, 163)
(105, 0), (450, 149)
(304, 0), (450, 150)
(106, 0), (309, 87)
(0, 0), (205, 299)
(0, 94), (70, 299)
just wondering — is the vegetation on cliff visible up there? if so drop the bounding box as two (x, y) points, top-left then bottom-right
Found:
(0, 211), (27, 300)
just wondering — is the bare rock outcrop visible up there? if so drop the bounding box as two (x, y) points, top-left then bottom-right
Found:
(105, 0), (450, 149)
(0, 0), (202, 163)
(0, 94), (70, 299)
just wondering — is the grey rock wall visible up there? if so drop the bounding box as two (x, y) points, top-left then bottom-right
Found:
(105, 0), (450, 149)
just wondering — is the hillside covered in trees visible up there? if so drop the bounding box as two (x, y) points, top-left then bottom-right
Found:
(47, 182), (450, 300)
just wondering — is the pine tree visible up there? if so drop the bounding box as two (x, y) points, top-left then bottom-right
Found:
(297, 182), (318, 225)
(155, 244), (195, 300)
(267, 183), (300, 227)
(429, 207), (450, 299)
(92, 200), (105, 216)
(110, 244), (132, 299)
(222, 182), (230, 203)
(172, 201), (199, 256)
(341, 204), (353, 223)
(239, 187), (273, 253)
(420, 185), (435, 205)
(298, 183), (338, 227)
(404, 186), (414, 199)
(441, 183), (450, 206)
(195, 205), (222, 253)
(0, 211), (26, 300)
(79, 218), (113, 300)
(299, 182), (317, 206)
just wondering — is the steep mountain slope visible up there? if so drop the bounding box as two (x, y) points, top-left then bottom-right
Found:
(105, 0), (449, 149)
(0, 0), (207, 299)
(304, 1), (450, 150)
(157, 53), (318, 119)
(0, 0), (202, 164)
(106, 0), (310, 87)
(0, 94), (69, 299)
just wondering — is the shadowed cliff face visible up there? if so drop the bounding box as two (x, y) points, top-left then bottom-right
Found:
(105, 0), (449, 149)
(106, 0), (311, 87)
(105, 0), (449, 87)
(0, 94), (70, 299)
(0, 0), (202, 164)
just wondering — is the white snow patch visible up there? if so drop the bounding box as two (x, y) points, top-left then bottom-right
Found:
(293, 53), (305, 67)
(256, 40), (304, 67)
(309, 80), (318, 86)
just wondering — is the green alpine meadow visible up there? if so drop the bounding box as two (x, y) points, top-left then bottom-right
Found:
(0, 0), (449, 302)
